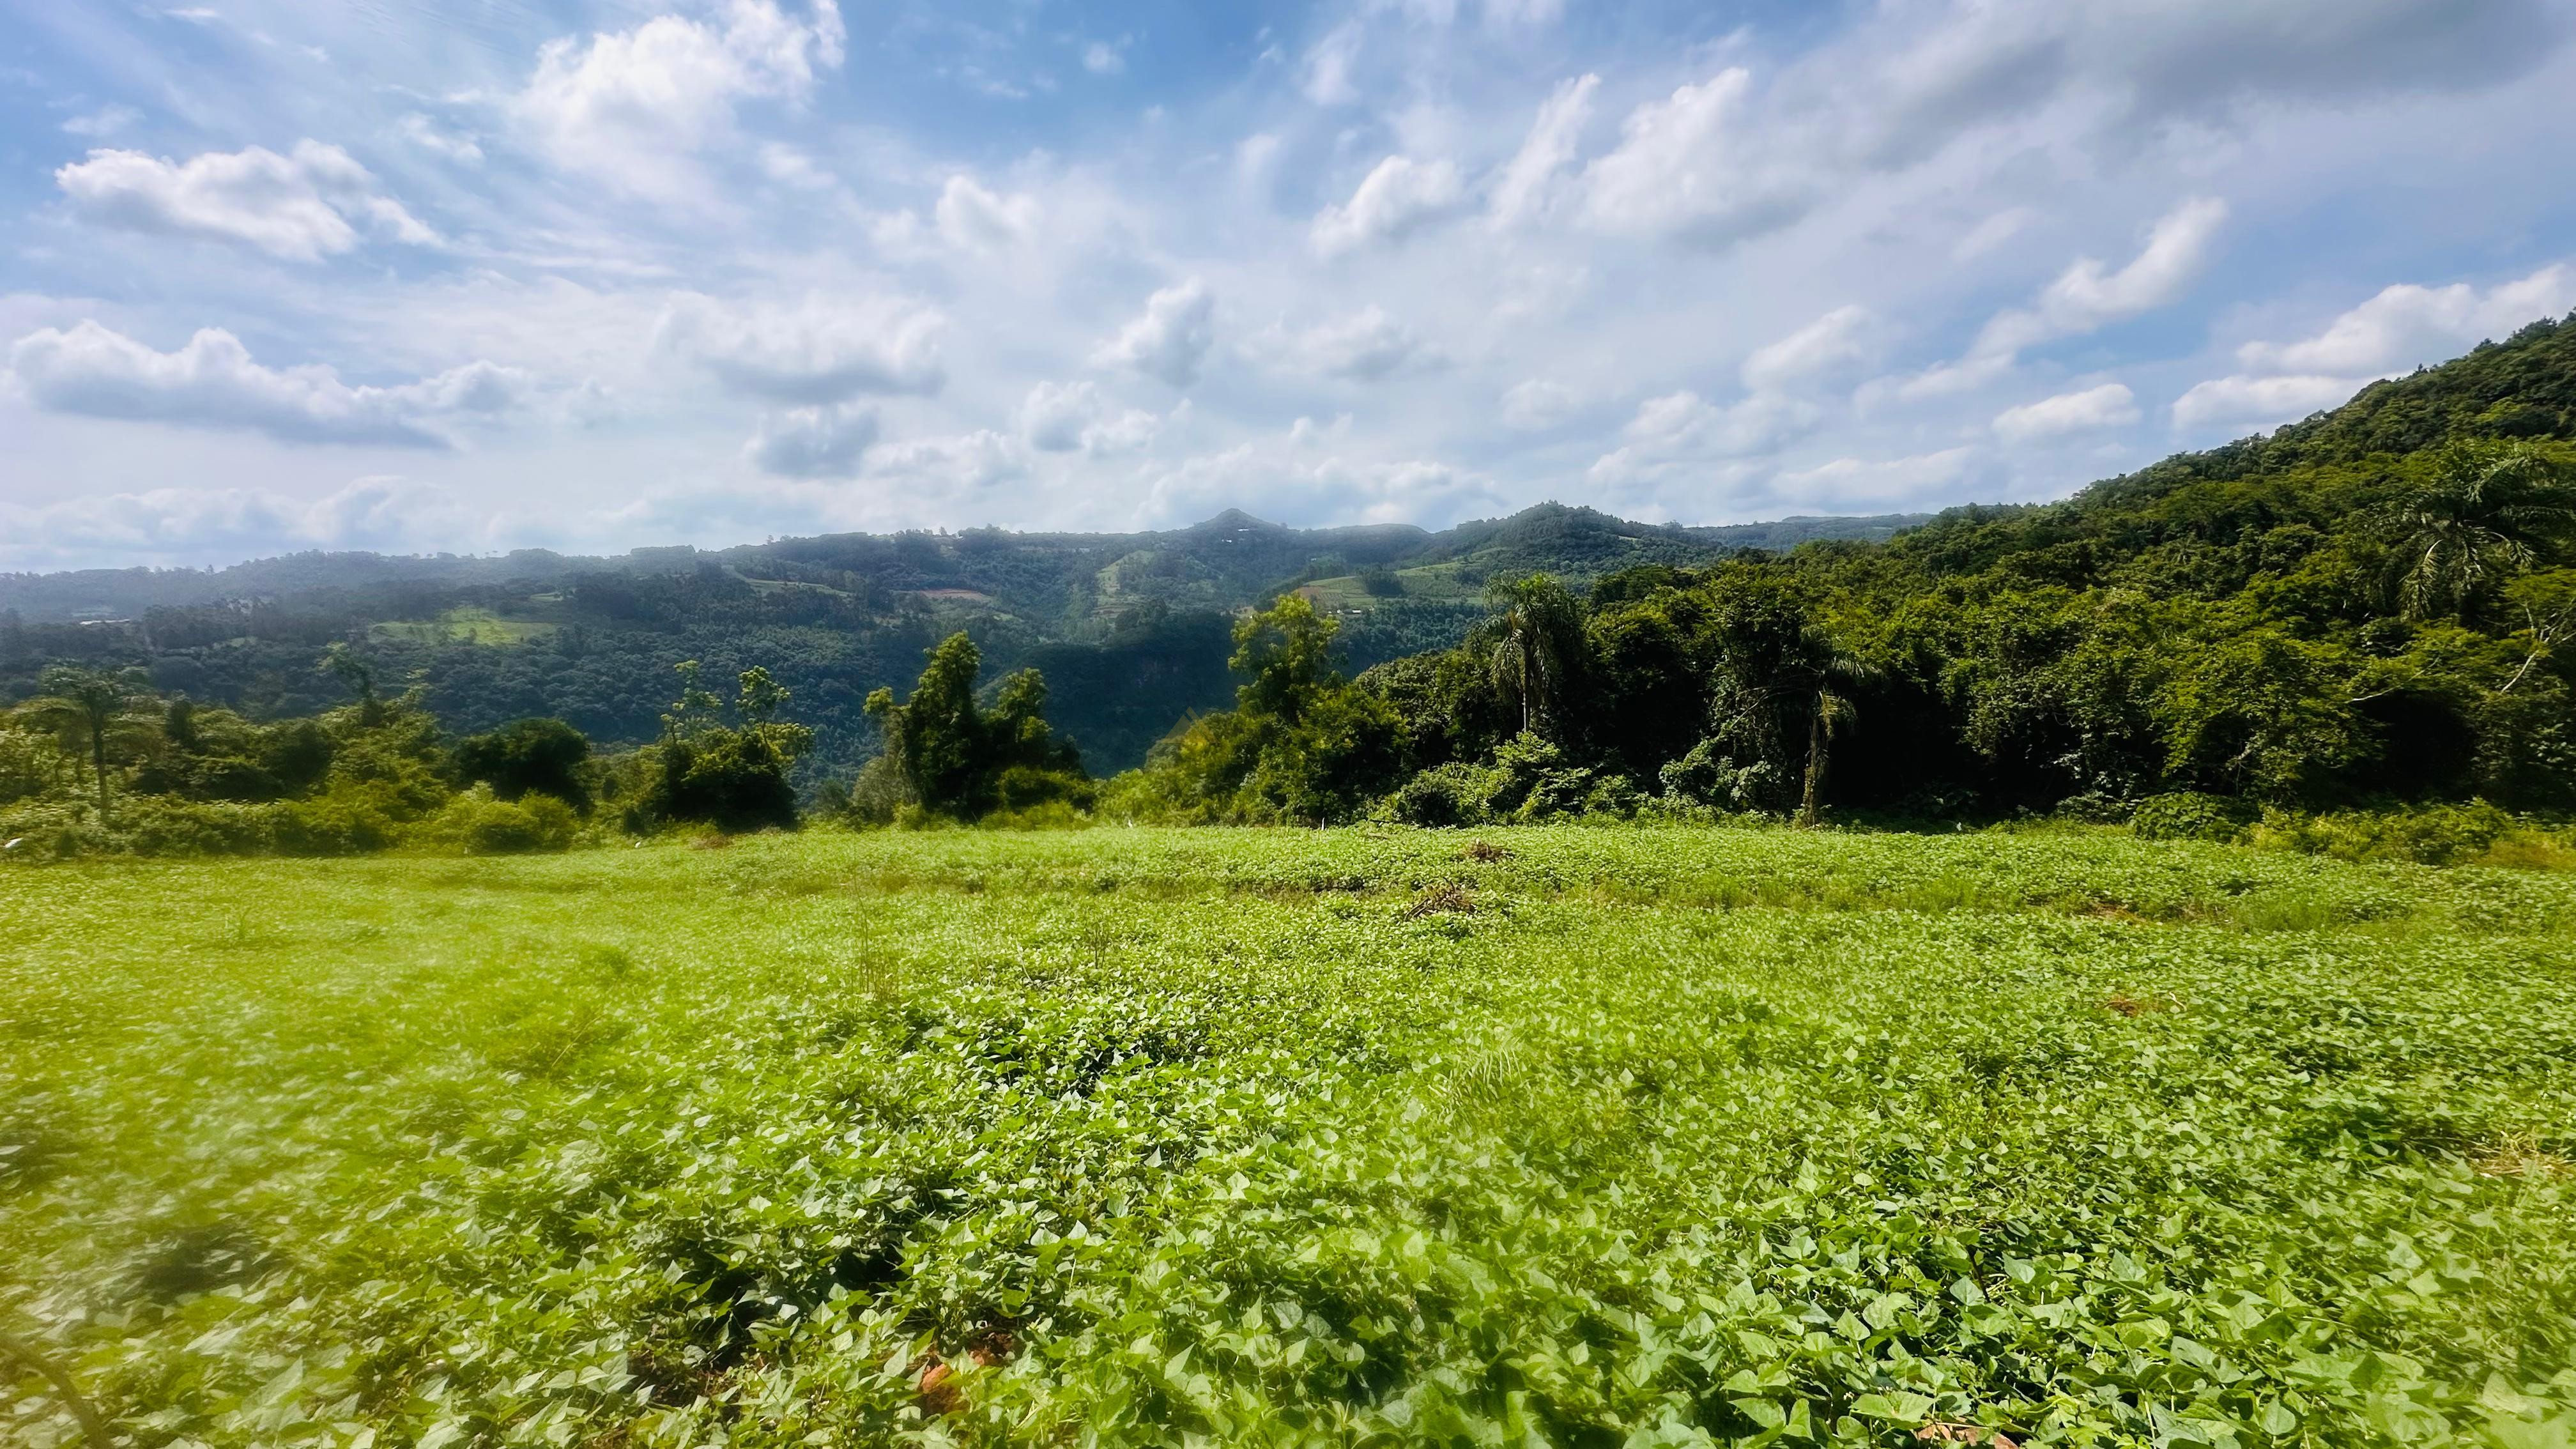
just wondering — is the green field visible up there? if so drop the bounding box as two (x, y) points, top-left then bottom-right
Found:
(4, 828), (2573, 1447)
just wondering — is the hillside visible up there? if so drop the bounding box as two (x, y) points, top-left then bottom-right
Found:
(0, 505), (1923, 774)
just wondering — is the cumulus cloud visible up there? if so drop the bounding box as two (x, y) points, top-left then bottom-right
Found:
(1499, 379), (1579, 431)
(1312, 155), (1469, 257)
(2237, 264), (2576, 374)
(933, 175), (1039, 250)
(1489, 73), (1597, 230)
(514, 0), (846, 195)
(1094, 279), (1216, 388)
(1257, 306), (1443, 381)
(1017, 380), (1157, 454)
(1580, 70), (1812, 247)
(1825, 0), (2565, 177)
(1140, 434), (1505, 529)
(56, 140), (437, 261)
(868, 429), (1024, 491)
(1742, 305), (1880, 393)
(1892, 197), (2227, 399)
(1975, 197), (2228, 357)
(1586, 389), (1820, 486)
(656, 291), (946, 403)
(7, 321), (528, 448)
(2174, 263), (2575, 433)
(396, 113), (484, 164)
(0, 477), (471, 569)
(2170, 373), (2365, 431)
(1772, 447), (1979, 510)
(1992, 382), (2140, 441)
(747, 403), (877, 477)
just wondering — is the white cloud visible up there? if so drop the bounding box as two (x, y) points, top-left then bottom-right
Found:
(1258, 306), (1442, 381)
(1581, 69), (1812, 247)
(1017, 380), (1158, 454)
(56, 141), (437, 261)
(1742, 305), (1880, 393)
(656, 291), (946, 403)
(396, 113), (484, 164)
(1992, 382), (2140, 441)
(1587, 389), (1820, 486)
(1498, 379), (1578, 431)
(1773, 447), (1978, 510)
(1082, 40), (1124, 75)
(933, 175), (1039, 250)
(1093, 279), (1216, 388)
(1952, 206), (2036, 261)
(868, 429), (1024, 491)
(0, 477), (471, 569)
(746, 403), (876, 477)
(1974, 197), (2229, 358)
(1312, 155), (1469, 257)
(61, 105), (141, 138)
(514, 0), (847, 195)
(1140, 434), (1504, 529)
(2170, 373), (2364, 431)
(1489, 73), (1597, 230)
(1302, 19), (1365, 105)
(2237, 263), (2576, 374)
(2172, 263), (2575, 435)
(6, 321), (528, 448)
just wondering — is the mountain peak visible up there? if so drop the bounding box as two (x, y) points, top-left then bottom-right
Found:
(1190, 509), (1283, 533)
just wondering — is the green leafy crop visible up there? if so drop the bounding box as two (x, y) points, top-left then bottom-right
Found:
(3, 826), (2572, 1446)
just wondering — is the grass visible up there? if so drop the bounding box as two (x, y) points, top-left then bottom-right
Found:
(368, 606), (559, 648)
(3, 825), (2573, 1446)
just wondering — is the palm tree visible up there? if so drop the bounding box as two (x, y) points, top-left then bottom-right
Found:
(2391, 441), (2576, 622)
(19, 666), (153, 822)
(1793, 639), (1875, 825)
(1485, 574), (1583, 740)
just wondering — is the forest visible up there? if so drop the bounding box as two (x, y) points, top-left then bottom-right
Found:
(6, 314), (2576, 862)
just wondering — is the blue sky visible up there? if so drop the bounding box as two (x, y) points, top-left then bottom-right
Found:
(4, 0), (2575, 569)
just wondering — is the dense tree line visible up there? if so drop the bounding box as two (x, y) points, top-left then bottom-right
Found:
(1100, 316), (2576, 829)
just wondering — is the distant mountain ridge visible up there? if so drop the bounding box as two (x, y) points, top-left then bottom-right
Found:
(0, 503), (1930, 774)
(0, 504), (1931, 622)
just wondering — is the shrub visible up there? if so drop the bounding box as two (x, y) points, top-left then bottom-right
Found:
(431, 787), (581, 854)
(1382, 762), (1502, 827)
(2249, 801), (2523, 866)
(2130, 792), (2255, 843)
(274, 785), (407, 856)
(121, 799), (280, 857)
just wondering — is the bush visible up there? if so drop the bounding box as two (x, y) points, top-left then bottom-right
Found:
(274, 785), (408, 856)
(2130, 792), (2255, 843)
(121, 799), (280, 857)
(1381, 762), (1502, 827)
(2248, 801), (2530, 866)
(431, 787), (581, 854)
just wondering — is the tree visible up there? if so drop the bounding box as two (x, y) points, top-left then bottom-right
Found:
(2389, 441), (2576, 622)
(1483, 574), (1584, 741)
(862, 633), (1085, 820)
(319, 643), (385, 728)
(638, 663), (814, 832)
(455, 718), (595, 813)
(19, 666), (153, 821)
(1230, 594), (1341, 726)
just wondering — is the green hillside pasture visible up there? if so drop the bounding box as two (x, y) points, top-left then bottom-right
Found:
(367, 606), (560, 648)
(3, 827), (2573, 1446)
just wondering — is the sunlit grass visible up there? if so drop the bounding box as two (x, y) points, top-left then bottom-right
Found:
(3, 826), (2572, 1446)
